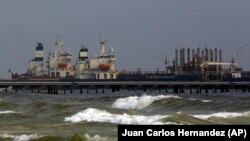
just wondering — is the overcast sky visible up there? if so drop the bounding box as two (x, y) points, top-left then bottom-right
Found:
(1, 0), (250, 78)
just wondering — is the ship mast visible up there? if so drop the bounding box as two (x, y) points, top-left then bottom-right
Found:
(99, 36), (107, 57)
(55, 34), (63, 57)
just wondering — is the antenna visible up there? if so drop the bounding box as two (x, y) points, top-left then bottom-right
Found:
(67, 42), (71, 52)
(99, 33), (102, 43)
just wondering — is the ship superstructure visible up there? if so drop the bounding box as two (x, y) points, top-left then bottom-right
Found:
(27, 43), (45, 77)
(75, 39), (117, 79)
(47, 37), (75, 78)
(11, 35), (117, 80)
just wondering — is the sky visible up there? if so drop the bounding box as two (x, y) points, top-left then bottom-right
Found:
(0, 0), (250, 78)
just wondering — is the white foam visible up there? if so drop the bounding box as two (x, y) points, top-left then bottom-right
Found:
(0, 134), (37, 141)
(188, 98), (212, 103)
(112, 95), (181, 109)
(85, 134), (110, 141)
(65, 108), (166, 124)
(201, 100), (212, 103)
(193, 111), (250, 119)
(0, 133), (15, 139)
(0, 110), (19, 114)
(13, 134), (36, 141)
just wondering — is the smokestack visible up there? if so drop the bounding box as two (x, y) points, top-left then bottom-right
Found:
(219, 49), (222, 62)
(187, 48), (190, 71)
(192, 48), (195, 69)
(183, 48), (185, 66)
(205, 47), (208, 61)
(197, 48), (200, 59)
(175, 49), (178, 67)
(214, 48), (218, 62)
(210, 49), (213, 62)
(179, 49), (182, 70)
(201, 50), (205, 63)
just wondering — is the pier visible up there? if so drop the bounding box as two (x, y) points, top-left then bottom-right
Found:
(1, 80), (250, 94)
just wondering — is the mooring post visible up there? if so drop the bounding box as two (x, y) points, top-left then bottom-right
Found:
(242, 87), (246, 93)
(48, 87), (50, 94)
(196, 88), (199, 94)
(205, 88), (208, 93)
(173, 86), (178, 93)
(181, 87), (184, 93)
(53, 88), (56, 94)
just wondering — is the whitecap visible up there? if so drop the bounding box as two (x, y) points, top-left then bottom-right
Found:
(201, 100), (212, 103)
(193, 111), (250, 119)
(112, 95), (181, 109)
(0, 134), (37, 141)
(188, 98), (212, 103)
(0, 133), (15, 139)
(85, 134), (110, 141)
(64, 108), (166, 124)
(13, 134), (36, 141)
(0, 110), (19, 114)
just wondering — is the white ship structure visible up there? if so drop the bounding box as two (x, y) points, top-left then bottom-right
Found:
(11, 36), (118, 80)
(75, 39), (117, 79)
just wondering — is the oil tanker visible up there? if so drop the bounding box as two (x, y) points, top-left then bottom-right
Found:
(11, 35), (117, 80)
(11, 36), (250, 82)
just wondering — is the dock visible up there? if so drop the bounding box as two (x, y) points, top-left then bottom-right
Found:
(1, 80), (250, 94)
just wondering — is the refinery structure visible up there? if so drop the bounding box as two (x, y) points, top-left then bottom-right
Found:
(166, 47), (238, 81)
(11, 36), (250, 81)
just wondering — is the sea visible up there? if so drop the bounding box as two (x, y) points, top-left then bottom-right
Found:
(1, 89), (250, 141)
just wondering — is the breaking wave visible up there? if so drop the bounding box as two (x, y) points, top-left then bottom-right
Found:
(0, 110), (19, 114)
(64, 108), (166, 124)
(112, 95), (181, 109)
(0, 133), (114, 141)
(85, 134), (115, 141)
(13, 134), (37, 141)
(188, 98), (212, 103)
(0, 133), (38, 141)
(193, 111), (250, 119)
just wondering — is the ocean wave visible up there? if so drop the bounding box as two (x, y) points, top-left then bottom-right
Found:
(0, 133), (15, 139)
(0, 133), (37, 141)
(0, 133), (114, 141)
(64, 108), (166, 124)
(201, 100), (212, 103)
(188, 98), (212, 103)
(85, 134), (115, 141)
(112, 95), (181, 109)
(0, 110), (20, 114)
(13, 134), (37, 141)
(193, 111), (250, 119)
